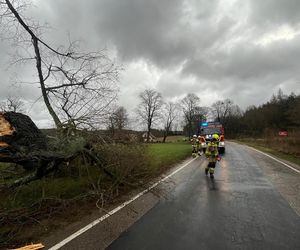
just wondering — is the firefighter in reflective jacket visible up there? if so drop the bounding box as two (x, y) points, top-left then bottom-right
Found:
(197, 135), (203, 155)
(191, 135), (198, 157)
(205, 134), (220, 178)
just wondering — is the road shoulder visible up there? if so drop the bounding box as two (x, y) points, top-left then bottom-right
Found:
(232, 141), (300, 216)
(43, 157), (202, 249)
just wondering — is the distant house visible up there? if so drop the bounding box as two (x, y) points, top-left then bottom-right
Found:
(113, 130), (139, 142)
(142, 132), (156, 142)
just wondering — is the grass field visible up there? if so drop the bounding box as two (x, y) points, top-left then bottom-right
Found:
(147, 142), (191, 172)
(156, 135), (188, 143)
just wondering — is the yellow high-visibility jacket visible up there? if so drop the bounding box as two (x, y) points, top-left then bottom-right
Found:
(190, 138), (199, 145)
(205, 141), (219, 162)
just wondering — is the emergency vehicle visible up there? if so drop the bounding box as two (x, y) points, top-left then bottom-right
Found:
(199, 121), (225, 153)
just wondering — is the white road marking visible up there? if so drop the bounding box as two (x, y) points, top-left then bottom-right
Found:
(48, 157), (198, 250)
(247, 146), (300, 174)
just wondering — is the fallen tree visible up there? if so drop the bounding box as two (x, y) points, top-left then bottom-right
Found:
(0, 112), (116, 189)
(0, 112), (47, 151)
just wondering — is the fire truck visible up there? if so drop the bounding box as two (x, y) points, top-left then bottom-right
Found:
(199, 121), (225, 154)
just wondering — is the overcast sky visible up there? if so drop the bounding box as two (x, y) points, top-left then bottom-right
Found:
(1, 0), (300, 128)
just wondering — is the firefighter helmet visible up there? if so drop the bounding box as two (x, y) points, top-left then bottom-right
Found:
(212, 134), (219, 141)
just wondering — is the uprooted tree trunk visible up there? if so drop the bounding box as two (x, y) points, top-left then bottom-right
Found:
(0, 112), (116, 189)
(0, 111), (47, 153)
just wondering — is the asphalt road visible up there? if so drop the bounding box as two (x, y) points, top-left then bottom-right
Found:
(106, 142), (300, 250)
(47, 142), (300, 250)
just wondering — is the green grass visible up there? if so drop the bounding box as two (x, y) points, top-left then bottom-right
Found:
(234, 139), (300, 166)
(1, 166), (102, 211)
(156, 135), (189, 143)
(147, 141), (191, 171)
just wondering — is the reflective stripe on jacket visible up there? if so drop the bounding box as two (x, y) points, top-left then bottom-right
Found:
(205, 142), (219, 162)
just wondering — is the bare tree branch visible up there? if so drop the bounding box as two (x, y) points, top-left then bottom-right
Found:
(1, 0), (121, 129)
(211, 99), (234, 125)
(181, 93), (200, 138)
(162, 101), (178, 142)
(136, 89), (163, 142)
(0, 96), (25, 112)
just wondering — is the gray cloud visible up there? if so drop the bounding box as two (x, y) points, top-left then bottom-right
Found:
(92, 0), (191, 66)
(1, 0), (300, 127)
(249, 0), (300, 26)
(183, 34), (300, 80)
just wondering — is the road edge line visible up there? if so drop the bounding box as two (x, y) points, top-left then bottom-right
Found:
(246, 146), (300, 174)
(48, 157), (197, 250)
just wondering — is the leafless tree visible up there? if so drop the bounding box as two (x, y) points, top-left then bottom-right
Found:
(0, 96), (25, 112)
(0, 0), (120, 129)
(181, 93), (200, 138)
(162, 101), (178, 143)
(136, 89), (163, 142)
(108, 106), (129, 136)
(211, 99), (234, 124)
(194, 106), (209, 133)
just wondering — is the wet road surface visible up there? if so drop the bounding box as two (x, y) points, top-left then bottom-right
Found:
(107, 142), (300, 250)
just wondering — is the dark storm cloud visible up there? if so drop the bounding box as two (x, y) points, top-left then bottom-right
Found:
(1, 0), (300, 127)
(92, 0), (191, 65)
(180, 34), (300, 108)
(183, 35), (300, 81)
(35, 0), (231, 71)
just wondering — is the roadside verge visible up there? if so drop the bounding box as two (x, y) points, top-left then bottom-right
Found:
(232, 141), (300, 216)
(232, 140), (300, 172)
(45, 156), (201, 250)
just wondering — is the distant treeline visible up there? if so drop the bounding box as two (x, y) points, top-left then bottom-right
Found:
(224, 90), (300, 138)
